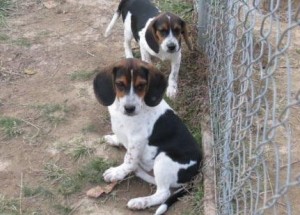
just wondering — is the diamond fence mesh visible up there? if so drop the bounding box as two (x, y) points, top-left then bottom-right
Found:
(195, 0), (300, 214)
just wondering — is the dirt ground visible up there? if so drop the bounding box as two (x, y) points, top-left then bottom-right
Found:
(0, 0), (195, 214)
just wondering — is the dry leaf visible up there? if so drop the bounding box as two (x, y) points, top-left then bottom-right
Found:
(86, 182), (117, 198)
(43, 1), (58, 9)
(24, 69), (37, 75)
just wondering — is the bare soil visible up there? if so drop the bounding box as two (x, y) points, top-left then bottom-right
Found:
(0, 0), (194, 214)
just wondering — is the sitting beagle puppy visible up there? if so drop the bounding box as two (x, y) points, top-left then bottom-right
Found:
(93, 58), (201, 215)
(104, 0), (192, 99)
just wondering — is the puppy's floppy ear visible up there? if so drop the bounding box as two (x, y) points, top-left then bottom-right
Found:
(181, 20), (193, 51)
(145, 19), (160, 54)
(93, 67), (116, 106)
(144, 66), (167, 107)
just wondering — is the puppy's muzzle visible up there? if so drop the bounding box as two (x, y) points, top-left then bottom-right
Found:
(167, 43), (177, 53)
(124, 105), (136, 115)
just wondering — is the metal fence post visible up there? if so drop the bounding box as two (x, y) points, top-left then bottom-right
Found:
(195, 0), (207, 50)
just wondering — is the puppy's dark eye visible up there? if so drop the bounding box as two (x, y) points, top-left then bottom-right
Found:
(173, 28), (181, 35)
(135, 84), (146, 92)
(159, 29), (168, 36)
(115, 82), (126, 91)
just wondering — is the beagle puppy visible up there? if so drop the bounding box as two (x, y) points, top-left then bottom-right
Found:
(93, 58), (201, 215)
(104, 0), (192, 99)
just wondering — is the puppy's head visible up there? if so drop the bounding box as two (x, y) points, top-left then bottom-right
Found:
(146, 12), (192, 54)
(93, 58), (167, 116)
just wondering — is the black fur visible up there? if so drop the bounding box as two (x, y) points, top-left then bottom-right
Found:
(93, 69), (115, 106)
(148, 109), (202, 182)
(145, 21), (160, 53)
(117, 0), (159, 42)
(163, 188), (190, 210)
(144, 68), (167, 107)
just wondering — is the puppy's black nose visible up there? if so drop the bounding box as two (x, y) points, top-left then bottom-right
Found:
(124, 105), (136, 114)
(167, 43), (176, 52)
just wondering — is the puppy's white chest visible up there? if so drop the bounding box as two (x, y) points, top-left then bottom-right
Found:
(109, 111), (147, 148)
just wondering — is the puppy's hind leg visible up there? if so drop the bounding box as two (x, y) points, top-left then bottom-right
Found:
(127, 153), (177, 210)
(127, 187), (170, 210)
(135, 166), (156, 185)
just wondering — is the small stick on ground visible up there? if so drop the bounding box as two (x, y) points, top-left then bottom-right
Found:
(19, 172), (23, 215)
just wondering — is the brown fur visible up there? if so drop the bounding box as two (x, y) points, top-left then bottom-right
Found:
(149, 12), (192, 50)
(94, 58), (167, 107)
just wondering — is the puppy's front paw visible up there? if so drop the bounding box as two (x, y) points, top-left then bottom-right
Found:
(103, 134), (121, 146)
(103, 166), (127, 182)
(166, 84), (177, 99)
(127, 197), (148, 210)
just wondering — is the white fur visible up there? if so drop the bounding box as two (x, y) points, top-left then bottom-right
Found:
(104, 12), (119, 37)
(155, 204), (168, 215)
(103, 98), (196, 210)
(105, 12), (183, 99)
(124, 12), (134, 58)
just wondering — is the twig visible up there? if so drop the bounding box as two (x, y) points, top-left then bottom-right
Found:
(19, 172), (23, 215)
(86, 51), (95, 57)
(279, 66), (299, 69)
(19, 118), (40, 139)
(68, 199), (83, 215)
(0, 70), (25, 77)
(280, 160), (300, 169)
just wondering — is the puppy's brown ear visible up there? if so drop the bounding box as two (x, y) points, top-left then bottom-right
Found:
(144, 66), (167, 107)
(93, 67), (116, 106)
(145, 19), (160, 53)
(181, 20), (193, 51)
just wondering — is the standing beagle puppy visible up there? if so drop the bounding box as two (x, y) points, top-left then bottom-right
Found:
(104, 0), (192, 99)
(93, 58), (201, 215)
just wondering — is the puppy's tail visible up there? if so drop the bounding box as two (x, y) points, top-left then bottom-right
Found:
(154, 187), (190, 215)
(104, 11), (120, 37)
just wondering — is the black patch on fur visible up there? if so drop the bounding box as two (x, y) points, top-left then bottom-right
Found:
(148, 110), (202, 183)
(145, 22), (160, 53)
(118, 0), (159, 42)
(93, 70), (115, 106)
(144, 69), (167, 107)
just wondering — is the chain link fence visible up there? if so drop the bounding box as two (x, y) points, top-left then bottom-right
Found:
(196, 0), (300, 214)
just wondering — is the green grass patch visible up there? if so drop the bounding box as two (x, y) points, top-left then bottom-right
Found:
(53, 204), (73, 215)
(44, 162), (66, 182)
(70, 70), (96, 81)
(156, 0), (194, 21)
(0, 0), (12, 26)
(57, 158), (114, 195)
(0, 195), (19, 214)
(0, 116), (23, 138)
(44, 158), (114, 196)
(0, 33), (9, 41)
(52, 136), (100, 160)
(57, 176), (82, 196)
(0, 33), (32, 47)
(77, 158), (115, 184)
(82, 123), (98, 133)
(12, 37), (31, 47)
(0, 35), (32, 47)
(35, 103), (69, 125)
(23, 186), (54, 199)
(186, 183), (204, 215)
(72, 144), (95, 161)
